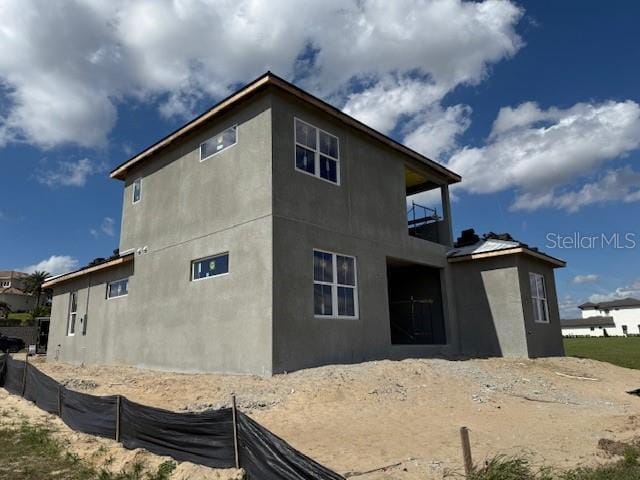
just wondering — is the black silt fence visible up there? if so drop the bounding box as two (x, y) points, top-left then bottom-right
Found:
(0, 355), (344, 480)
(237, 411), (345, 480)
(4, 354), (25, 395)
(120, 397), (236, 468)
(24, 365), (60, 415)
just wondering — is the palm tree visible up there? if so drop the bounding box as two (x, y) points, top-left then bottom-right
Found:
(23, 270), (51, 308)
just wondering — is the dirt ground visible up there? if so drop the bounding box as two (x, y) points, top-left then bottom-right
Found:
(3, 356), (640, 479)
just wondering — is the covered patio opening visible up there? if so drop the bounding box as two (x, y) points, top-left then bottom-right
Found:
(387, 258), (446, 345)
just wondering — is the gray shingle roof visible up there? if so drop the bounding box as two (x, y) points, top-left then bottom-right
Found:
(560, 316), (615, 328)
(578, 297), (640, 310)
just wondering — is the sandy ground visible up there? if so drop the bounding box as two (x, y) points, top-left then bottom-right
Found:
(3, 356), (640, 479)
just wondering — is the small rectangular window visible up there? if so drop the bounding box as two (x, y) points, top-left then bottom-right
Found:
(313, 249), (358, 318)
(107, 278), (129, 299)
(529, 272), (549, 323)
(294, 118), (340, 184)
(200, 125), (237, 161)
(192, 253), (229, 281)
(67, 291), (78, 336)
(1, 280), (10, 287)
(132, 178), (142, 204)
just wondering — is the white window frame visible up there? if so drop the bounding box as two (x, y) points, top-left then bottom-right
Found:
(132, 177), (142, 204)
(294, 117), (340, 185)
(200, 124), (238, 162)
(106, 278), (129, 299)
(529, 272), (549, 324)
(67, 291), (78, 336)
(313, 249), (358, 319)
(191, 252), (230, 282)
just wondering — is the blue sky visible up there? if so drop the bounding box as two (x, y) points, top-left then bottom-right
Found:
(0, 1), (638, 316)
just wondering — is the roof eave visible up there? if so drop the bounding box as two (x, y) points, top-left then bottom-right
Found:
(109, 72), (461, 184)
(42, 253), (134, 289)
(448, 246), (566, 268)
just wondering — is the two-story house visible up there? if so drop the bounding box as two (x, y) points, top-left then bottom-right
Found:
(43, 72), (565, 375)
(0, 271), (37, 313)
(561, 298), (640, 337)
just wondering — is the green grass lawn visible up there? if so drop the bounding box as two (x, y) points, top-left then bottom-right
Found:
(0, 420), (175, 480)
(564, 337), (640, 370)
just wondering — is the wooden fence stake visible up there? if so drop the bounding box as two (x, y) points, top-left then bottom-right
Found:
(460, 426), (473, 477)
(21, 354), (29, 397)
(231, 394), (240, 469)
(115, 395), (122, 442)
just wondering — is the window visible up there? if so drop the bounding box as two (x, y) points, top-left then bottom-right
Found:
(67, 291), (78, 336)
(622, 325), (628, 335)
(1, 280), (9, 287)
(529, 272), (549, 323)
(192, 253), (229, 281)
(200, 125), (237, 161)
(313, 250), (358, 318)
(107, 278), (129, 299)
(132, 177), (142, 204)
(590, 327), (595, 331)
(295, 118), (339, 184)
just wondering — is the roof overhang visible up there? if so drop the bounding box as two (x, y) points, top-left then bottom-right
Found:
(110, 72), (461, 185)
(560, 316), (615, 328)
(42, 253), (134, 289)
(448, 246), (566, 268)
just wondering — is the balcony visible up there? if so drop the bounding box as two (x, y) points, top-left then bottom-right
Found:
(407, 201), (442, 244)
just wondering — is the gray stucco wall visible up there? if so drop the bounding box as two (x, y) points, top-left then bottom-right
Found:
(270, 91), (458, 373)
(48, 93), (274, 375)
(450, 254), (564, 358)
(47, 87), (463, 376)
(517, 256), (565, 357)
(0, 292), (36, 312)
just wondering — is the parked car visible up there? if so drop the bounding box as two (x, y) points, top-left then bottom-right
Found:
(0, 334), (25, 353)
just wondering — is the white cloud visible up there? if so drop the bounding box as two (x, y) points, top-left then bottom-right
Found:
(342, 76), (449, 134)
(22, 255), (79, 276)
(36, 158), (98, 187)
(572, 274), (599, 285)
(447, 100), (640, 209)
(403, 104), (472, 160)
(587, 281), (640, 303)
(512, 166), (640, 212)
(558, 294), (581, 319)
(91, 216), (115, 237)
(0, 0), (523, 149)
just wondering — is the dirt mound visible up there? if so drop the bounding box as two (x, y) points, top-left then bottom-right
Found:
(8, 356), (640, 479)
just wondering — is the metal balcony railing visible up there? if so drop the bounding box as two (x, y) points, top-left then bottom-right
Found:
(407, 201), (441, 243)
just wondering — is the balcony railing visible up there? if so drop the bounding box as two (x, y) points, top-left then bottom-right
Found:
(408, 201), (441, 243)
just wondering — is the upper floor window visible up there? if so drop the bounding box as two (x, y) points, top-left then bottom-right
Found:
(1, 280), (10, 288)
(107, 278), (129, 299)
(313, 249), (358, 318)
(295, 118), (339, 184)
(529, 272), (549, 323)
(132, 177), (142, 204)
(192, 252), (229, 281)
(200, 125), (237, 161)
(67, 291), (78, 336)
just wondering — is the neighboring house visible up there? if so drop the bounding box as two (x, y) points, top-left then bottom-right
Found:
(561, 298), (640, 337)
(0, 271), (37, 313)
(43, 72), (566, 375)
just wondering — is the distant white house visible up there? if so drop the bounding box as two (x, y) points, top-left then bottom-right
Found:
(561, 297), (640, 337)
